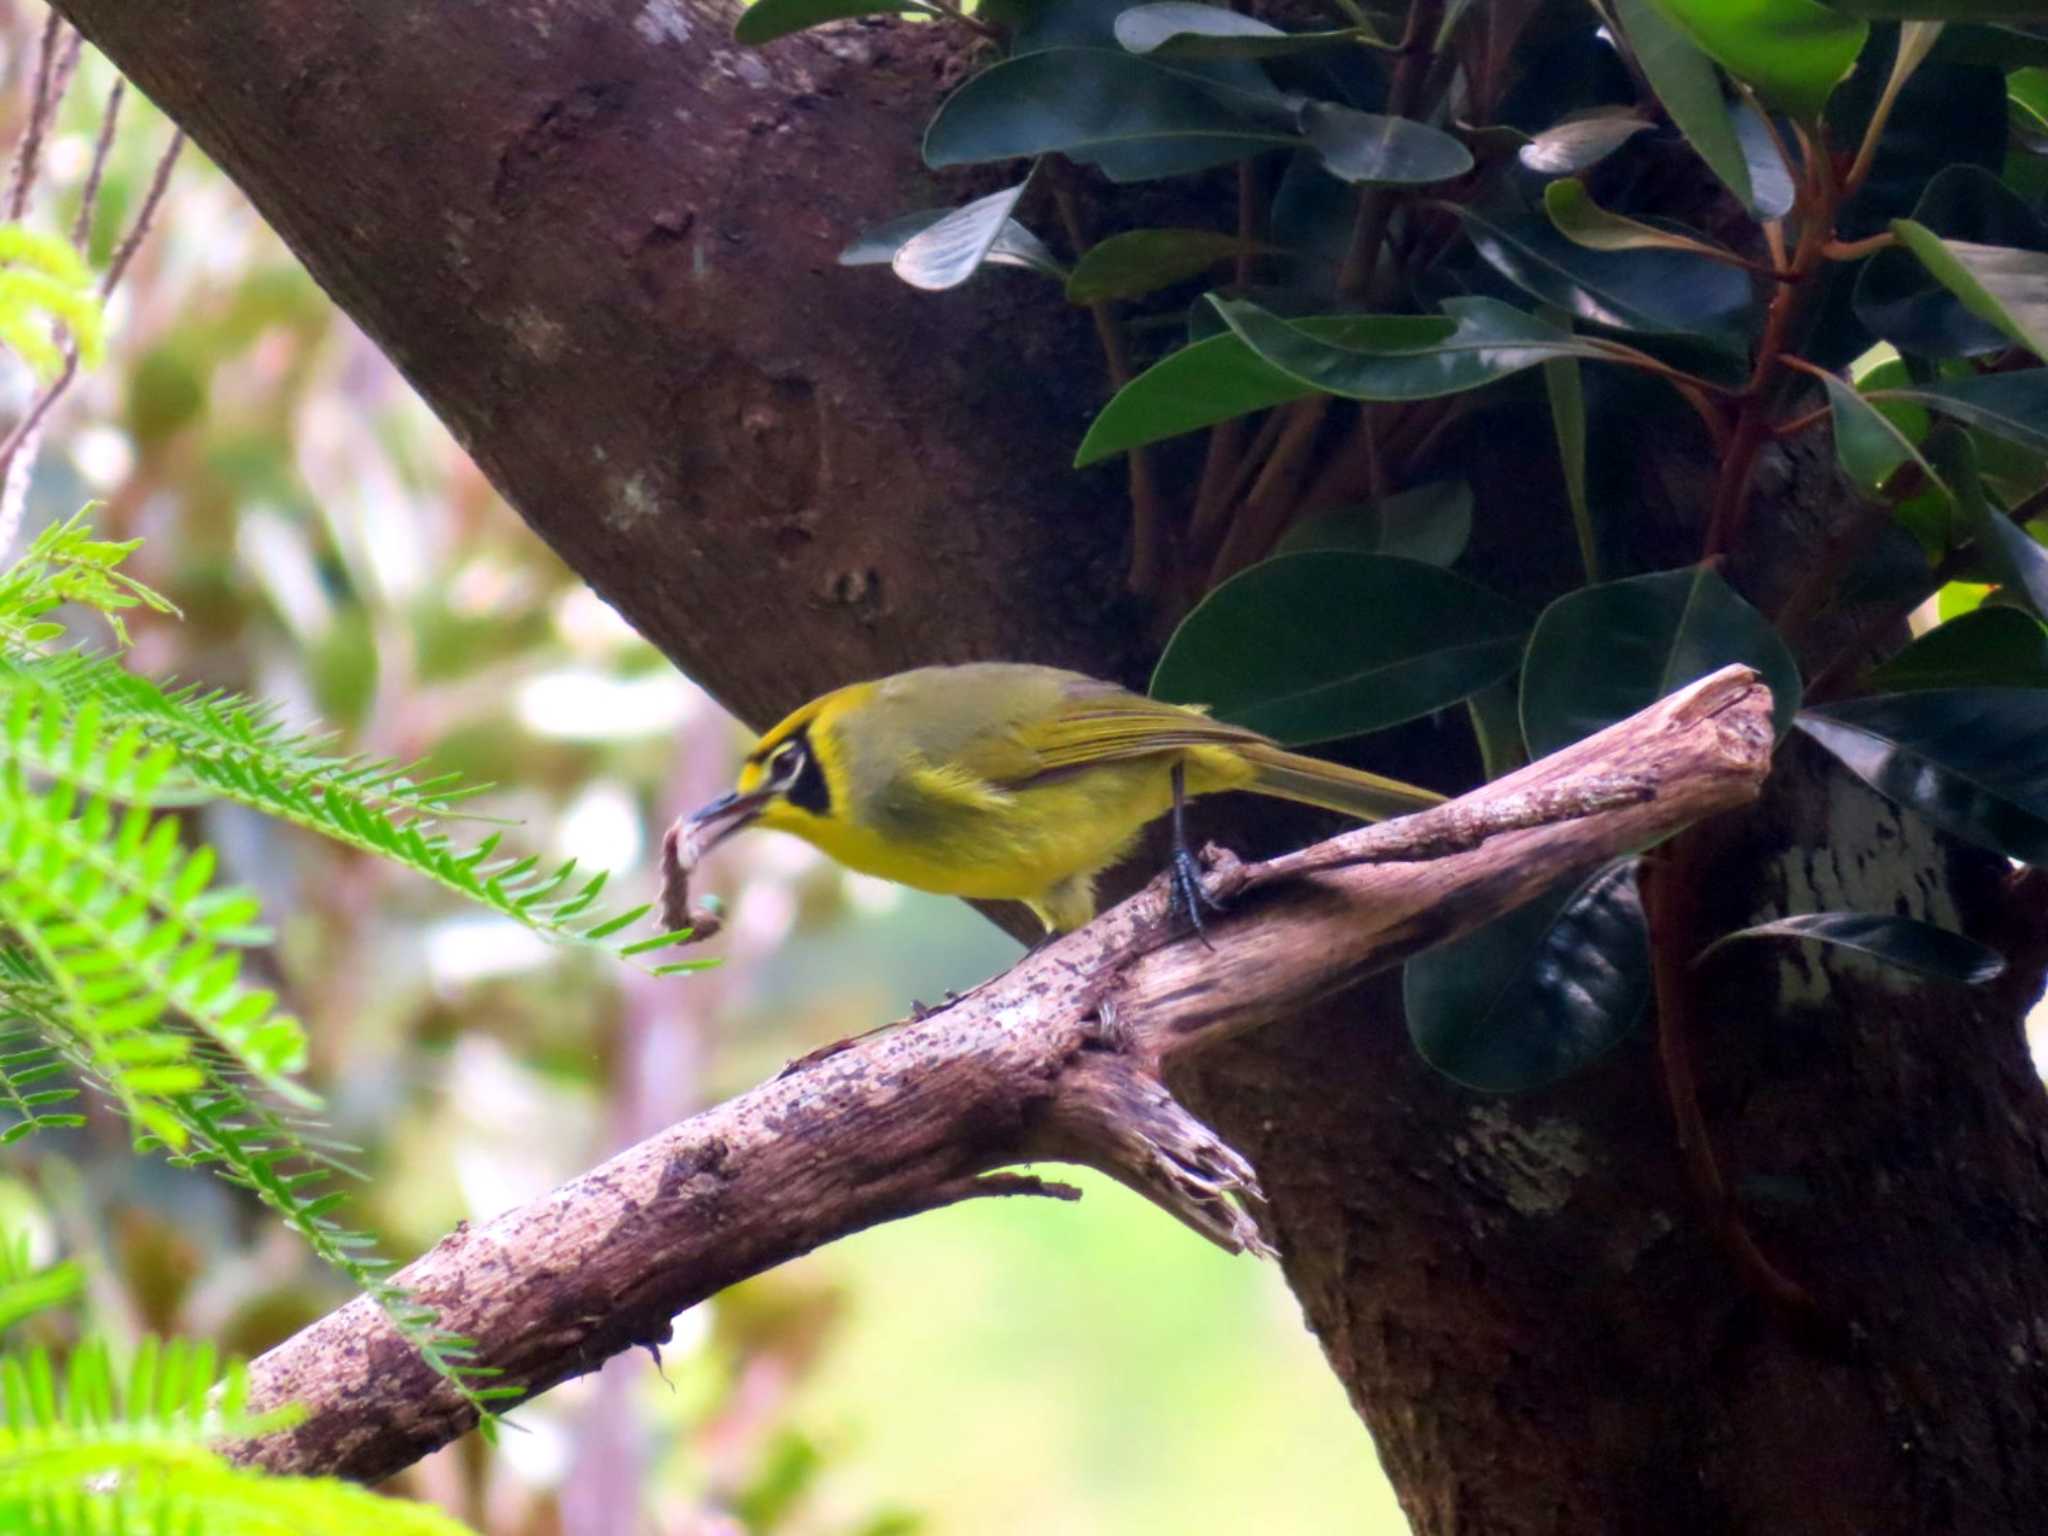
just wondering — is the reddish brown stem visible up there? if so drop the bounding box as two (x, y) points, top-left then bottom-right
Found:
(1645, 845), (1833, 1340)
(1703, 144), (1838, 559)
(1334, 0), (1440, 300)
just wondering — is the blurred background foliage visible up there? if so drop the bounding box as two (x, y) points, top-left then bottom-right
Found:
(0, 9), (1404, 1531)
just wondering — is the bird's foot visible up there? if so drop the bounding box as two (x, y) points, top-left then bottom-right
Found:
(1167, 843), (1232, 948)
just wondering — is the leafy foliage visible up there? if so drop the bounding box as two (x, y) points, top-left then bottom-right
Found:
(0, 225), (104, 381)
(0, 1230), (480, 1536)
(0, 511), (695, 1414)
(736, 0), (2045, 1088)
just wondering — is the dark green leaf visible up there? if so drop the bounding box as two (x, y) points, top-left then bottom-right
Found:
(1855, 167), (2047, 357)
(1542, 178), (1739, 260)
(1650, 0), (1867, 120)
(1867, 606), (2048, 689)
(1150, 552), (1529, 743)
(1931, 427), (2048, 618)
(1797, 687), (2048, 862)
(1818, 372), (1930, 496)
(1403, 858), (1649, 1092)
(1210, 294), (1613, 404)
(1521, 566), (1803, 758)
(1544, 342), (1595, 581)
(1890, 221), (2048, 358)
(1872, 369), (2048, 457)
(1113, 2), (1376, 58)
(1302, 103), (1475, 186)
(1458, 205), (1754, 340)
(1518, 110), (1653, 176)
(1273, 479), (1474, 565)
(1827, 1), (2048, 15)
(1830, 34), (2004, 238)
(1074, 313), (1453, 465)
(1064, 228), (1254, 303)
(1697, 913), (2005, 984)
(734, 0), (928, 44)
(924, 48), (1294, 182)
(1611, 0), (1755, 209)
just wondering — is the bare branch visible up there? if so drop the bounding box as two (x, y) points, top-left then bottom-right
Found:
(70, 74), (123, 247)
(5, 13), (81, 221)
(0, 125), (181, 556)
(235, 666), (1775, 1484)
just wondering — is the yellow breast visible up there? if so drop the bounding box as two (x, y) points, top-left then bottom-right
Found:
(778, 744), (1252, 928)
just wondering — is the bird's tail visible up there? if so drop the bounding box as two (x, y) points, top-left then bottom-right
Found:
(1238, 742), (1445, 822)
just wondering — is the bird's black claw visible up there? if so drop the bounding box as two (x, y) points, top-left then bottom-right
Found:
(1168, 844), (1229, 947)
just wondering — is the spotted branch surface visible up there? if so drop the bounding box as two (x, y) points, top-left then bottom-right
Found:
(238, 667), (1773, 1483)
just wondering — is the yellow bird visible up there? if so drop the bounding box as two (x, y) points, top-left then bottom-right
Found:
(684, 662), (1443, 935)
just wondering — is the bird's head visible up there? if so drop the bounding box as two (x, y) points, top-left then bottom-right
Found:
(683, 697), (838, 860)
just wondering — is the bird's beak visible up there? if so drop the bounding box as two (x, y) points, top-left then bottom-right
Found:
(681, 788), (770, 863)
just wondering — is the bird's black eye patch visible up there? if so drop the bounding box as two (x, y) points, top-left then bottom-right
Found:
(762, 730), (830, 815)
(785, 746), (830, 815)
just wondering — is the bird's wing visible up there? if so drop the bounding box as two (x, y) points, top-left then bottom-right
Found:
(1001, 681), (1270, 779)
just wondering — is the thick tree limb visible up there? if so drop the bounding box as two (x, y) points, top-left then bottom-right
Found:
(238, 666), (1772, 1483)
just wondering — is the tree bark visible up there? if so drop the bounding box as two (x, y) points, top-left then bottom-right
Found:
(50, 1), (2048, 1531)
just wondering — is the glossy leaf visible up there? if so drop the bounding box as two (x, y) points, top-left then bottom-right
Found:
(1065, 228), (1253, 303)
(1211, 294), (1613, 404)
(1650, 0), (1867, 120)
(1403, 858), (1649, 1093)
(1872, 369), (2048, 458)
(1544, 339), (1595, 581)
(842, 204), (1065, 282)
(1611, 0), (1755, 209)
(891, 183), (1033, 291)
(924, 49), (1294, 182)
(1273, 480), (1474, 566)
(1867, 606), (2048, 690)
(1521, 566), (1803, 758)
(1459, 205), (1754, 340)
(1542, 178), (1737, 261)
(1149, 552), (1528, 744)
(734, 0), (929, 44)
(1932, 428), (2048, 619)
(1827, 1), (2048, 14)
(1302, 103), (1475, 186)
(1890, 222), (2048, 358)
(1113, 3), (1377, 58)
(1733, 101), (1798, 219)
(1818, 372), (1932, 496)
(1519, 110), (1653, 176)
(1797, 688), (2048, 863)
(1697, 913), (2005, 984)
(1856, 168), (2048, 357)
(1074, 313), (1454, 465)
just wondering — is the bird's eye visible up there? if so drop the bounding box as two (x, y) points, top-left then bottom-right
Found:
(770, 743), (805, 784)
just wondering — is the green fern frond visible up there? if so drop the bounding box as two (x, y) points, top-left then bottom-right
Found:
(0, 1336), (480, 1535)
(0, 228), (92, 294)
(0, 1234), (81, 1335)
(0, 1013), (85, 1147)
(0, 226), (105, 381)
(0, 652), (685, 965)
(0, 513), (700, 1422)
(1, 651), (485, 821)
(0, 511), (176, 652)
(0, 751), (312, 1139)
